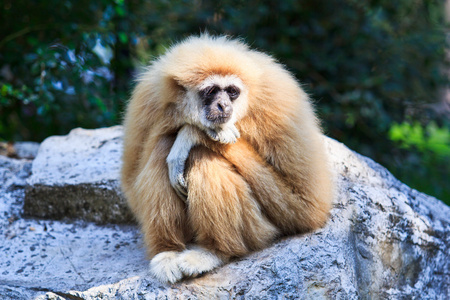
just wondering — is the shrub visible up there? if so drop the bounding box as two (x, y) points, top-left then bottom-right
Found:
(1, 0), (448, 202)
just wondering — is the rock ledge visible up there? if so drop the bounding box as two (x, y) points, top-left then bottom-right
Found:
(0, 126), (448, 299)
(24, 126), (133, 223)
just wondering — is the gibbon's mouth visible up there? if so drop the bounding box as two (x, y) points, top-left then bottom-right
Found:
(205, 110), (232, 124)
(206, 115), (231, 125)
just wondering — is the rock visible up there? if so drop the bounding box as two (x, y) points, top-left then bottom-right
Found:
(0, 154), (145, 300)
(0, 141), (40, 159)
(0, 156), (32, 228)
(24, 126), (133, 224)
(13, 142), (40, 160)
(0, 128), (448, 299)
(0, 155), (32, 190)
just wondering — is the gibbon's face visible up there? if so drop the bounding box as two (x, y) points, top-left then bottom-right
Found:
(181, 74), (248, 130)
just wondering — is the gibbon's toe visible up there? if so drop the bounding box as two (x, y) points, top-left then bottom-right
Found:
(149, 251), (183, 284)
(177, 246), (224, 277)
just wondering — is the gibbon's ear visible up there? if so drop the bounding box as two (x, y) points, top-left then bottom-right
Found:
(161, 75), (188, 104)
(168, 75), (187, 92)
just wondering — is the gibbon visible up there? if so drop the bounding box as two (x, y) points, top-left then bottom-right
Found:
(121, 35), (334, 284)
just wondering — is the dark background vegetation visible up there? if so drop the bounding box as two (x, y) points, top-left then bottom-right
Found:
(1, 0), (449, 203)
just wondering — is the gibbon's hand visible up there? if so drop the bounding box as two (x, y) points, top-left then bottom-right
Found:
(206, 124), (240, 144)
(167, 125), (201, 201)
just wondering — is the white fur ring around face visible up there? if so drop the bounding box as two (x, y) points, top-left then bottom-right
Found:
(149, 246), (224, 284)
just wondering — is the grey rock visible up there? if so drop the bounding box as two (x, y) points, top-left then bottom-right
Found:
(0, 141), (40, 159)
(13, 142), (40, 160)
(0, 156), (32, 229)
(0, 154), (145, 299)
(24, 126), (133, 224)
(0, 128), (448, 299)
(0, 155), (32, 190)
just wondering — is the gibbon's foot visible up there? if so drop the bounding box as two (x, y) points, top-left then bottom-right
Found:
(149, 246), (224, 284)
(149, 251), (183, 284)
(177, 245), (224, 277)
(206, 124), (240, 144)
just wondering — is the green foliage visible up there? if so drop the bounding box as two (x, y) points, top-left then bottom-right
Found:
(0, 0), (134, 140)
(390, 122), (450, 157)
(1, 0), (449, 202)
(389, 122), (450, 201)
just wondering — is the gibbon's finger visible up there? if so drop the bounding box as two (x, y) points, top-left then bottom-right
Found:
(167, 159), (187, 201)
(174, 188), (187, 202)
(221, 124), (240, 143)
(230, 125), (241, 140)
(167, 160), (186, 191)
(174, 174), (188, 201)
(206, 125), (240, 144)
(205, 128), (220, 142)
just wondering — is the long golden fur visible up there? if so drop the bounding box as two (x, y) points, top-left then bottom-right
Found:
(121, 35), (334, 283)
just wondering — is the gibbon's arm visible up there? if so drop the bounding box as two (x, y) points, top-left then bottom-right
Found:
(167, 125), (200, 200)
(167, 124), (240, 200)
(214, 137), (332, 234)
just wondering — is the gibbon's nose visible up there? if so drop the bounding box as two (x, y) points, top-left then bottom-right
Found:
(217, 99), (232, 118)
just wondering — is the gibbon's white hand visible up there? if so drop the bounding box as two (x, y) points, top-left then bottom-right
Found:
(206, 124), (240, 144)
(167, 125), (198, 200)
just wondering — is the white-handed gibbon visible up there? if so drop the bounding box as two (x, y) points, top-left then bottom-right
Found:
(121, 35), (334, 284)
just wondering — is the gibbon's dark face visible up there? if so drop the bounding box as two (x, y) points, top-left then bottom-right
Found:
(181, 74), (248, 131)
(199, 84), (240, 124)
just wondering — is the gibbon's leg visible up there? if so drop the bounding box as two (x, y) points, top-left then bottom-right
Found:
(131, 136), (194, 283)
(134, 136), (189, 255)
(215, 140), (332, 235)
(156, 139), (279, 282)
(148, 124), (242, 284)
(185, 146), (279, 260)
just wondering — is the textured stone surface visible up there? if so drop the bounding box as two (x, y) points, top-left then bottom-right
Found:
(13, 142), (40, 159)
(0, 141), (39, 159)
(24, 126), (133, 224)
(0, 156), (32, 230)
(0, 154), (146, 300)
(0, 128), (448, 299)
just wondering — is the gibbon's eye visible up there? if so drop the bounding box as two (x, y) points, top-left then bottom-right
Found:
(201, 85), (219, 98)
(226, 85), (240, 100)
